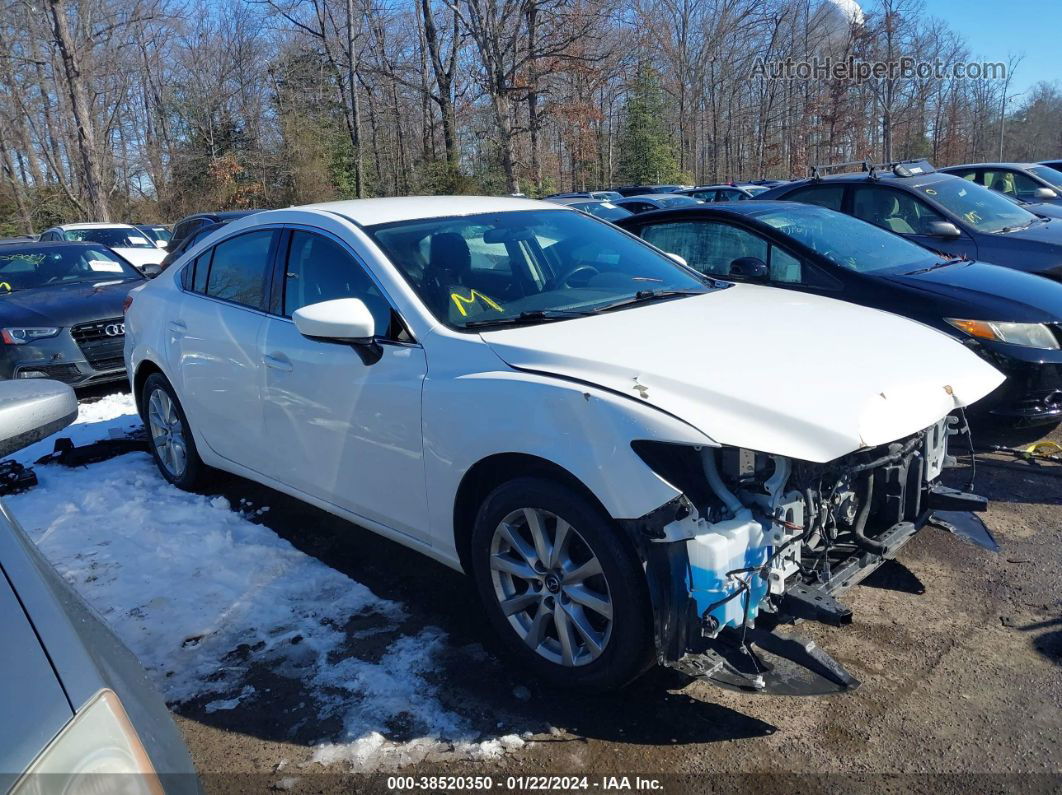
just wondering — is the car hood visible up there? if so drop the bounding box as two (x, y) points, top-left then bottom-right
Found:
(1001, 217), (1062, 245)
(0, 280), (138, 328)
(480, 284), (1005, 462)
(113, 247), (165, 268)
(1022, 202), (1062, 220)
(878, 260), (1062, 321)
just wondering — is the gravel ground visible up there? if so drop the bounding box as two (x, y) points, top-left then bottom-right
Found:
(161, 419), (1062, 794)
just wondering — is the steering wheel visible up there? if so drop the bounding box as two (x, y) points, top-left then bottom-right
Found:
(552, 263), (599, 289)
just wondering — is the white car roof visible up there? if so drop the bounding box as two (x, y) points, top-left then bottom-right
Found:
(56, 222), (138, 230)
(289, 196), (563, 227)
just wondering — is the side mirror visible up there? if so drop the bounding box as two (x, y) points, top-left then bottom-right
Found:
(142, 263), (162, 278)
(156, 240), (169, 249)
(0, 380), (77, 458)
(729, 256), (769, 280)
(665, 252), (688, 268)
(293, 298), (375, 343)
(1033, 186), (1058, 200)
(925, 220), (962, 238)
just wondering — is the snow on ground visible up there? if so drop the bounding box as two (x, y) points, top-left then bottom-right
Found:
(8, 391), (525, 770)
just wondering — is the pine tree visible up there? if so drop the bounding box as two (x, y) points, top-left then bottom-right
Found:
(617, 64), (681, 185)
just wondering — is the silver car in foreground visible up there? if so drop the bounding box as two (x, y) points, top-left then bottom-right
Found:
(0, 381), (197, 793)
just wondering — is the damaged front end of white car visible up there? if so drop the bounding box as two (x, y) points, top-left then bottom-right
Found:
(622, 415), (996, 695)
(482, 285), (1007, 694)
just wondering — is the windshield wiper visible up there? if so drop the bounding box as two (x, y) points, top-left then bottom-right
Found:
(463, 308), (595, 329)
(996, 220), (1036, 234)
(904, 258), (964, 276)
(591, 288), (706, 314)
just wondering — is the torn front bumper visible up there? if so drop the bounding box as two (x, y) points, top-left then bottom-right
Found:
(620, 480), (996, 696)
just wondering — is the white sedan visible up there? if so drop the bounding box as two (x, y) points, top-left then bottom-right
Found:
(38, 223), (166, 272)
(124, 196), (1003, 690)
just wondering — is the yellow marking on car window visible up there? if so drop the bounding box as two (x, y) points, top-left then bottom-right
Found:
(451, 289), (504, 317)
(0, 282), (10, 292)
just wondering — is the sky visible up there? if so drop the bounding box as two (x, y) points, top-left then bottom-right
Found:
(919, 0), (1059, 98)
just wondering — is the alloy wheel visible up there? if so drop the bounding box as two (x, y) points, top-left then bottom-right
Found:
(147, 387), (188, 478)
(489, 507), (613, 667)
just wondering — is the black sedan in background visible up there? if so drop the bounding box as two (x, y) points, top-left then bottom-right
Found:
(618, 202), (1062, 428)
(168, 210), (261, 251)
(939, 163), (1062, 205)
(0, 242), (143, 386)
(756, 163), (1062, 280)
(160, 211), (260, 270)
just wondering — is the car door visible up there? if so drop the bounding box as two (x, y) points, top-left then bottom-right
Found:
(850, 185), (978, 260)
(170, 227), (278, 468)
(258, 228), (430, 541)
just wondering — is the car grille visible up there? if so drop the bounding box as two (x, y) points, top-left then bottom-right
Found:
(70, 318), (125, 371)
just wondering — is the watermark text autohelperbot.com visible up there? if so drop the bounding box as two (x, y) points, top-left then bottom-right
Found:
(751, 56), (1007, 81)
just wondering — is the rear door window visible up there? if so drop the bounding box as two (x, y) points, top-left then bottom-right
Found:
(203, 230), (276, 310)
(786, 184), (846, 211)
(851, 186), (945, 235)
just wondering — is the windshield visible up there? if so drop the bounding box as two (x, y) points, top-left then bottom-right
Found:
(63, 227), (156, 248)
(657, 195), (700, 207)
(753, 204), (940, 273)
(913, 178), (1036, 233)
(0, 245), (142, 292)
(1028, 165), (1062, 191)
(367, 209), (711, 330)
(139, 226), (171, 243)
(572, 201), (633, 221)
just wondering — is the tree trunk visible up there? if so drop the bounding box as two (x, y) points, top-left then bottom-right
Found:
(47, 0), (109, 220)
(346, 0), (364, 197)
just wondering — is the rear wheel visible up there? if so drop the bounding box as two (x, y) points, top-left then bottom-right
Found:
(142, 372), (206, 490)
(470, 477), (654, 690)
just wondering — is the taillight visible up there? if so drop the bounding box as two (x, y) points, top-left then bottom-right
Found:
(122, 293), (134, 314)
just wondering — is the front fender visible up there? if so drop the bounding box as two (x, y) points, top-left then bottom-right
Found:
(422, 367), (717, 560)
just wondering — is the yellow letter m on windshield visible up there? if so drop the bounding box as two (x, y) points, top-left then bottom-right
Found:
(451, 289), (504, 317)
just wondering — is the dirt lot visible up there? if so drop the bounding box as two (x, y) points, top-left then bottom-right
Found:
(154, 418), (1062, 794)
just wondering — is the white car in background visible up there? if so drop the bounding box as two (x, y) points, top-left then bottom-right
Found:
(124, 197), (1004, 692)
(38, 223), (166, 272)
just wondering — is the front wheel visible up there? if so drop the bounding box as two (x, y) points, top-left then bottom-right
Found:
(142, 372), (207, 490)
(470, 477), (654, 690)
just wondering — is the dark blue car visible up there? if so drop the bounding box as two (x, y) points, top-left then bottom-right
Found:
(617, 201), (1062, 429)
(756, 161), (1062, 281)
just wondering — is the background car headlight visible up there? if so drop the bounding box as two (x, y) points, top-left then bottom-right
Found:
(1, 327), (61, 345)
(13, 689), (162, 795)
(945, 318), (1060, 350)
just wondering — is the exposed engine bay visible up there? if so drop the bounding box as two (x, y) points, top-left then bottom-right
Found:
(626, 414), (995, 694)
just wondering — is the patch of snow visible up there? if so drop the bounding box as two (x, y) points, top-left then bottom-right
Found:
(8, 391), (526, 771)
(205, 685), (256, 713)
(16, 390), (141, 464)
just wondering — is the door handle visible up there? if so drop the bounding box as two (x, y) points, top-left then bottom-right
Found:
(263, 353), (293, 372)
(168, 320), (186, 333)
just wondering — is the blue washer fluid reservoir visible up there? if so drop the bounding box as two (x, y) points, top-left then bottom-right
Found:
(685, 509), (770, 630)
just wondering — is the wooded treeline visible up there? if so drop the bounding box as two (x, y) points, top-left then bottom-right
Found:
(0, 0), (1058, 232)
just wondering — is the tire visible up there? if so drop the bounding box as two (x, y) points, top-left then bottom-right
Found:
(470, 476), (654, 690)
(141, 372), (207, 490)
